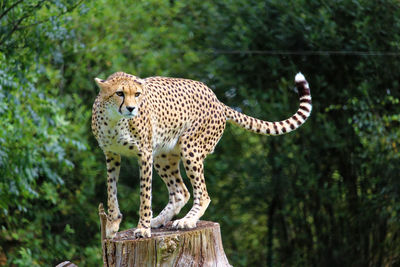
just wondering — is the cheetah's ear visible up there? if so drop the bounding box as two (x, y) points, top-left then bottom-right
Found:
(94, 77), (106, 87)
(94, 78), (110, 92)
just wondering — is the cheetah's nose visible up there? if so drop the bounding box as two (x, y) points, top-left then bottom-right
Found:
(126, 106), (135, 113)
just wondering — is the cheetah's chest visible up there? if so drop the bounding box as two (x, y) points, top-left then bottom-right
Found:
(97, 123), (140, 157)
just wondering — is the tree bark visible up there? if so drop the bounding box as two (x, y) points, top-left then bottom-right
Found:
(99, 203), (231, 267)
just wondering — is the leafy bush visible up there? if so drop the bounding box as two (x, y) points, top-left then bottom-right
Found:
(0, 1), (100, 265)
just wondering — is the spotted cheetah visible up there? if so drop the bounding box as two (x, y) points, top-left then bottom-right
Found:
(92, 71), (311, 238)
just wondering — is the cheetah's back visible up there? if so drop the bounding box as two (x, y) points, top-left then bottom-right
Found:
(144, 77), (226, 155)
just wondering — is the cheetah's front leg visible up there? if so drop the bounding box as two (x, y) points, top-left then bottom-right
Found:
(134, 151), (153, 238)
(104, 152), (123, 238)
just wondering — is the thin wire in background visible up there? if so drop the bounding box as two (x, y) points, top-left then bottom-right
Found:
(209, 50), (400, 56)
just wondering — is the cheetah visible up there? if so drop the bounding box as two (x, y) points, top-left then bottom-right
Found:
(92, 71), (311, 238)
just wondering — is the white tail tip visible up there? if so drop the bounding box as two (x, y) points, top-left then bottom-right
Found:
(295, 72), (306, 83)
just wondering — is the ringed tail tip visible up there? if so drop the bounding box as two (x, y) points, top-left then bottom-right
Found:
(295, 72), (306, 83)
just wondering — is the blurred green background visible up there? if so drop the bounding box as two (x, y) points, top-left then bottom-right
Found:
(1, 0), (399, 266)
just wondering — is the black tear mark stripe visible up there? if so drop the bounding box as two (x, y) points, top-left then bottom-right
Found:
(119, 96), (125, 113)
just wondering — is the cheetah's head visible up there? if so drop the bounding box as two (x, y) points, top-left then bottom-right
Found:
(95, 72), (145, 120)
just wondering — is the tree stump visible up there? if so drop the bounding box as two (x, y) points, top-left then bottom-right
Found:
(99, 204), (231, 267)
(55, 261), (78, 267)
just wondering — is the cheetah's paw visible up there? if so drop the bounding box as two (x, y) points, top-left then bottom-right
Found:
(134, 227), (151, 238)
(151, 215), (168, 228)
(105, 216), (122, 239)
(172, 218), (197, 229)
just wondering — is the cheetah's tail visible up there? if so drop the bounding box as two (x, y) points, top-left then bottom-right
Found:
(224, 72), (312, 136)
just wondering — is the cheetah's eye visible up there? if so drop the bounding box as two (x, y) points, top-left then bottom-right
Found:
(116, 91), (124, 97)
(135, 92), (141, 97)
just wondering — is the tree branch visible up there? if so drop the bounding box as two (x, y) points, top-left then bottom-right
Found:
(0, 0), (25, 21)
(0, 0), (46, 46)
(0, 12), (30, 46)
(16, 0), (85, 30)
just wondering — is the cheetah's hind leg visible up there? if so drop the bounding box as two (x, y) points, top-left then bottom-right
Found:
(151, 153), (190, 228)
(172, 153), (210, 229)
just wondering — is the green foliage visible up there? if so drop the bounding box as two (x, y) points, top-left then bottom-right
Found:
(1, 0), (400, 266)
(0, 0), (100, 265)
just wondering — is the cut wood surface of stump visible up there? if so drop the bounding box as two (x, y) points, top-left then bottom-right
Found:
(99, 204), (231, 267)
